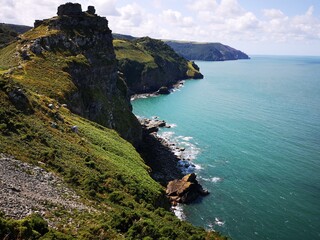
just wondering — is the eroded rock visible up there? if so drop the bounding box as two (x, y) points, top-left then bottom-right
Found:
(166, 173), (209, 204)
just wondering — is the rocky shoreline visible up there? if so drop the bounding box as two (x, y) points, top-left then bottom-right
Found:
(137, 117), (209, 204)
(130, 81), (185, 101)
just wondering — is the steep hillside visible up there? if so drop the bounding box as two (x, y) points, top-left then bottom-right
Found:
(0, 4), (141, 145)
(0, 24), (31, 49)
(114, 37), (203, 94)
(0, 24), (19, 48)
(165, 40), (250, 61)
(0, 3), (227, 240)
(1, 23), (32, 34)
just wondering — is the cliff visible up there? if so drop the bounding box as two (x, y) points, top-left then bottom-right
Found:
(114, 36), (203, 94)
(165, 40), (250, 61)
(1, 3), (141, 145)
(0, 3), (227, 240)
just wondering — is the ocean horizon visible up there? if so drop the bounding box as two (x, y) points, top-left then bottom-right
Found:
(132, 55), (320, 240)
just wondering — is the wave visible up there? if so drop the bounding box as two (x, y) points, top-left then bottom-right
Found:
(200, 176), (222, 183)
(172, 204), (185, 220)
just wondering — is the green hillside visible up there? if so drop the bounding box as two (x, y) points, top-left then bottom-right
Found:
(165, 40), (250, 61)
(114, 37), (203, 94)
(0, 3), (227, 240)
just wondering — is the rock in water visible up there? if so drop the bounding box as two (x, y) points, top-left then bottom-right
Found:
(157, 86), (170, 94)
(166, 173), (209, 204)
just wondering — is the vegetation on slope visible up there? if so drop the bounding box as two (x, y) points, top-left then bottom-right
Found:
(114, 37), (203, 94)
(0, 67), (227, 239)
(0, 6), (227, 239)
(0, 24), (18, 48)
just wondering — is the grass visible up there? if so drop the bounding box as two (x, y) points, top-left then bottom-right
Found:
(21, 24), (59, 40)
(0, 22), (225, 239)
(113, 39), (156, 66)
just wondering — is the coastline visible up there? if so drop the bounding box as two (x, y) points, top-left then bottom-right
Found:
(130, 80), (185, 101)
(132, 79), (198, 186)
(137, 118), (184, 185)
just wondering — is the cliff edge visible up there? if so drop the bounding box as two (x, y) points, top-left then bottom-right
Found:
(13, 2), (140, 145)
(114, 36), (203, 95)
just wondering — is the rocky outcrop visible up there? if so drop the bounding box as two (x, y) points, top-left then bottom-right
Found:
(166, 173), (209, 204)
(139, 117), (167, 134)
(28, 3), (142, 145)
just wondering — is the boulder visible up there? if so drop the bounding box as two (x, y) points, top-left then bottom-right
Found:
(86, 6), (96, 15)
(57, 3), (82, 16)
(139, 118), (167, 134)
(157, 86), (170, 94)
(166, 173), (209, 204)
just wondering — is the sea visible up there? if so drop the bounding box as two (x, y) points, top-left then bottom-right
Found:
(131, 55), (320, 240)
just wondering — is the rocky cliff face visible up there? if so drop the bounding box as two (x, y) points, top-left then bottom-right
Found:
(23, 3), (141, 145)
(114, 37), (203, 94)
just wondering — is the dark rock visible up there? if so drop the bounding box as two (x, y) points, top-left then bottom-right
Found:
(166, 173), (209, 204)
(71, 125), (78, 133)
(157, 86), (170, 94)
(34, 20), (43, 28)
(86, 6), (96, 15)
(139, 118), (167, 134)
(30, 39), (42, 55)
(51, 122), (58, 129)
(7, 88), (34, 114)
(116, 37), (202, 95)
(20, 50), (30, 60)
(57, 3), (82, 16)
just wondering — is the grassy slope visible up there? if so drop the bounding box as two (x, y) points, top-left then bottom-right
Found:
(114, 38), (201, 80)
(0, 29), (226, 239)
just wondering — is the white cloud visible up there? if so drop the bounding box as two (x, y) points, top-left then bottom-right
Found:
(187, 0), (218, 12)
(0, 0), (119, 25)
(1, 0), (319, 55)
(263, 9), (286, 19)
(161, 9), (194, 27)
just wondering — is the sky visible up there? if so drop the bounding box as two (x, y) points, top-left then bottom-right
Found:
(1, 0), (320, 56)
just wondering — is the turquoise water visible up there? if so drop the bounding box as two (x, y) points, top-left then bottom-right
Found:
(132, 56), (320, 240)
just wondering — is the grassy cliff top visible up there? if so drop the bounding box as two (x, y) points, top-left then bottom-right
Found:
(0, 9), (225, 240)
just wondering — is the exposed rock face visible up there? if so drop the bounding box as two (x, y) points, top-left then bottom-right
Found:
(115, 37), (203, 95)
(139, 118), (166, 134)
(29, 3), (142, 145)
(86, 6), (96, 15)
(57, 2), (82, 16)
(166, 173), (209, 204)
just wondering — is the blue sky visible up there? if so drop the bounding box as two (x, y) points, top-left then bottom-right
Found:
(1, 0), (320, 56)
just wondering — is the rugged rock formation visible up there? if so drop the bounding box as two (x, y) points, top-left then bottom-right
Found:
(166, 173), (209, 204)
(24, 3), (142, 145)
(165, 40), (250, 61)
(139, 118), (167, 134)
(114, 37), (203, 95)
